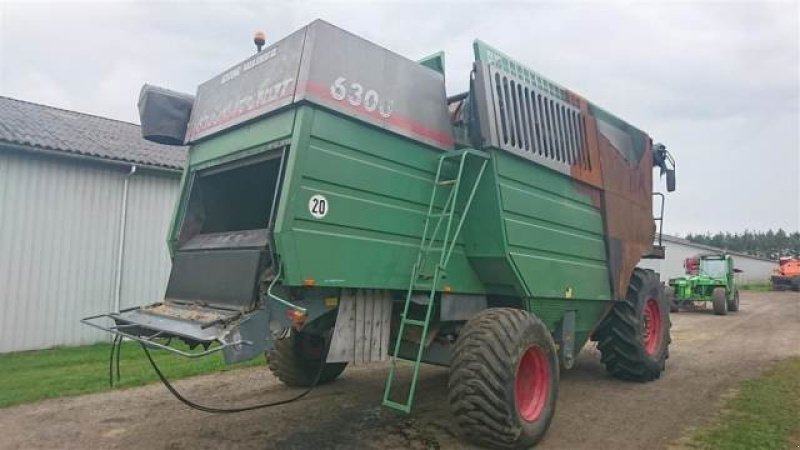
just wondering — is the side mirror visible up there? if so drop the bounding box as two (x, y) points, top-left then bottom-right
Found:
(666, 168), (676, 192)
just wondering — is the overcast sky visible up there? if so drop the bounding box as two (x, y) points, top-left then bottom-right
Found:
(1, 0), (797, 235)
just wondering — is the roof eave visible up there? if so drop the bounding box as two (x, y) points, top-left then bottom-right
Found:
(0, 140), (184, 175)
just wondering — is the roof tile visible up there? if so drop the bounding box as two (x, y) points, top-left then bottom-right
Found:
(0, 96), (186, 170)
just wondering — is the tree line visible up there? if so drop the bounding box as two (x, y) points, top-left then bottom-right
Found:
(684, 230), (800, 260)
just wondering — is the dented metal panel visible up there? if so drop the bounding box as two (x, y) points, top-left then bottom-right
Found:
(592, 116), (655, 298)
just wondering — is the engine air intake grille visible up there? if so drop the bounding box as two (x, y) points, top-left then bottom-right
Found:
(487, 66), (591, 171)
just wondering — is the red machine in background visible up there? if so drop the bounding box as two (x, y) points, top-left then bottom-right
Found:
(771, 257), (800, 291)
(684, 256), (700, 275)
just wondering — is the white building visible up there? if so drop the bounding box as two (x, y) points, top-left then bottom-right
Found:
(0, 96), (185, 353)
(639, 234), (776, 284)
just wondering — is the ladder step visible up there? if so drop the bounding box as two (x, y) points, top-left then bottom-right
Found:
(403, 319), (427, 327)
(437, 179), (457, 186)
(441, 149), (489, 160)
(441, 151), (469, 159)
(382, 399), (412, 413)
(415, 271), (445, 281)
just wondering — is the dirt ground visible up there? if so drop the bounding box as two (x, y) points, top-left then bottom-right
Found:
(1, 291), (797, 450)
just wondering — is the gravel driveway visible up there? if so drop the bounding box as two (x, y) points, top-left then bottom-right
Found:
(0, 291), (797, 449)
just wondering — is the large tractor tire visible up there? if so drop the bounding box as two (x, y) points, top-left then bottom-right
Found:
(596, 269), (671, 382)
(448, 308), (558, 449)
(712, 287), (728, 315)
(726, 288), (740, 312)
(267, 330), (347, 387)
(666, 286), (678, 313)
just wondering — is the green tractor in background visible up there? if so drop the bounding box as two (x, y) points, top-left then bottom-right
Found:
(667, 253), (740, 315)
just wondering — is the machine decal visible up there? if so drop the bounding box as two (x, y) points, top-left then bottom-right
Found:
(329, 76), (394, 118)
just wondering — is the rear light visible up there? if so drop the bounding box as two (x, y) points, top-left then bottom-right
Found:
(287, 309), (307, 329)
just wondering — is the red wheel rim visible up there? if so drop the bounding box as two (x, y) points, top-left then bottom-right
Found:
(643, 298), (662, 355)
(515, 345), (551, 422)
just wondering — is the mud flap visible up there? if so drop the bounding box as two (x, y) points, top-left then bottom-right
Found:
(327, 290), (393, 364)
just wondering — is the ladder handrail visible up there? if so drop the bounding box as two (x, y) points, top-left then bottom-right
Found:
(440, 159), (487, 269)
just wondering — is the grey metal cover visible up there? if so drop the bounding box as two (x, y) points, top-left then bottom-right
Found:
(184, 27), (306, 143)
(138, 84), (194, 146)
(185, 20), (453, 150)
(295, 21), (453, 149)
(165, 248), (265, 311)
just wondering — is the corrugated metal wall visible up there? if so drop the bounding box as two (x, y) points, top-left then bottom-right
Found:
(638, 237), (776, 284)
(0, 150), (179, 353)
(119, 174), (177, 310)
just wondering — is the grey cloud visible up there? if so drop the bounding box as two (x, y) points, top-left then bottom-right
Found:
(0, 0), (797, 233)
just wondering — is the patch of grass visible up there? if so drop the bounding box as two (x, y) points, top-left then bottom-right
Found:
(685, 357), (800, 450)
(0, 340), (262, 408)
(738, 282), (772, 292)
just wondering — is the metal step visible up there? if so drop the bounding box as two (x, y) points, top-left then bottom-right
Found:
(403, 319), (427, 327)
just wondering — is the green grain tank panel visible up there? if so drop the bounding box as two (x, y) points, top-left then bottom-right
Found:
(171, 103), (611, 306)
(461, 149), (610, 299)
(272, 106), (484, 292)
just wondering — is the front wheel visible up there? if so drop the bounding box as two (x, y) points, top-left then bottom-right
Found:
(712, 287), (728, 315)
(596, 269), (671, 381)
(448, 308), (559, 449)
(726, 288), (740, 312)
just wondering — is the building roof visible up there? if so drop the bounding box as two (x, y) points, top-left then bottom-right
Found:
(662, 234), (776, 263)
(0, 96), (186, 170)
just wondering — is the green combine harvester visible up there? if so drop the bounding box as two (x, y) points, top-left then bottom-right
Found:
(667, 254), (740, 315)
(84, 20), (677, 448)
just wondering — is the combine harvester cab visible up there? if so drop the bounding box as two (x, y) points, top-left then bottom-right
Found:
(84, 20), (677, 448)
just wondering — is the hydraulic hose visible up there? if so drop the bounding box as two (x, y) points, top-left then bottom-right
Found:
(138, 337), (326, 413)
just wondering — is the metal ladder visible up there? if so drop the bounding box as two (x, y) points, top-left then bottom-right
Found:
(382, 149), (488, 413)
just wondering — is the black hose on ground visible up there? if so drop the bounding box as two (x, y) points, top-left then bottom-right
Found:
(115, 337), (122, 383)
(108, 336), (117, 387)
(108, 335), (122, 387)
(138, 337), (326, 413)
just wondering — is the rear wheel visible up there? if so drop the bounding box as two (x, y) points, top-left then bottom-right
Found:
(596, 269), (671, 381)
(267, 330), (347, 387)
(726, 288), (740, 312)
(712, 287), (728, 315)
(448, 308), (559, 449)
